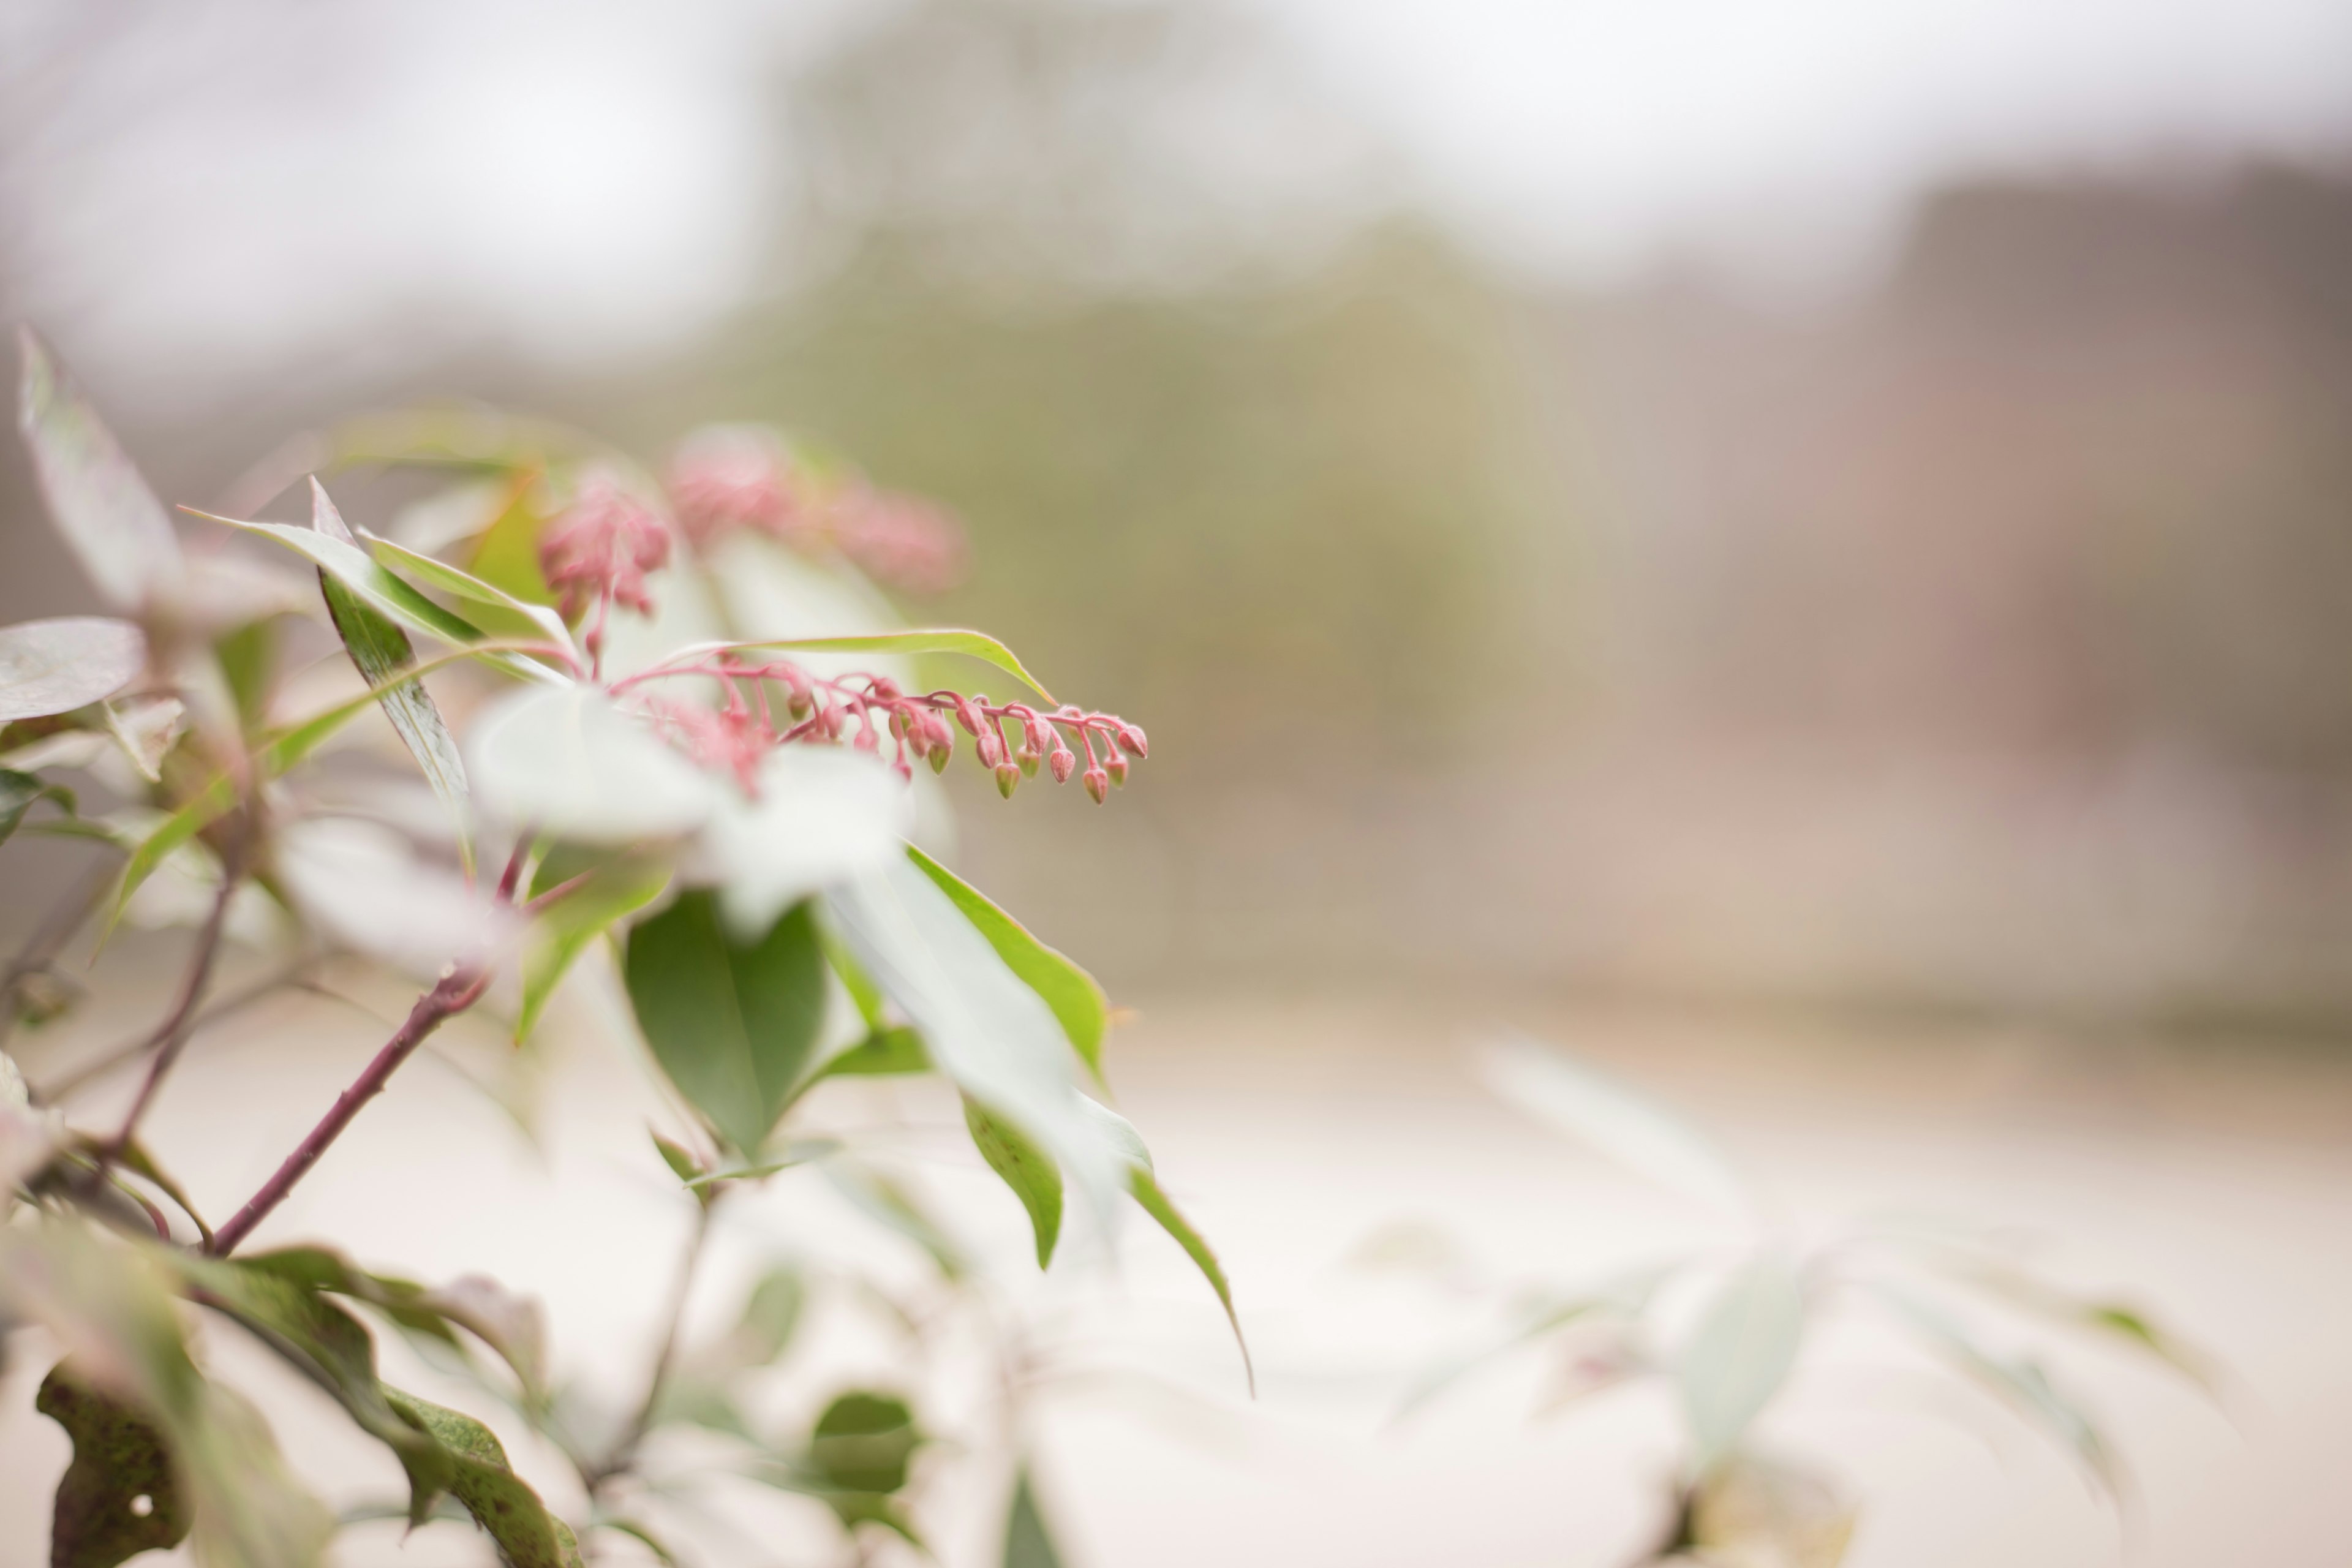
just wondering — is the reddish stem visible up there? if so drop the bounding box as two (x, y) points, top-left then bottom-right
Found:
(206, 963), (489, 1256)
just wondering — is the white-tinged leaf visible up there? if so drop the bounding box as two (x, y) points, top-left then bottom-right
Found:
(703, 531), (918, 686)
(17, 330), (184, 611)
(826, 855), (1123, 1233)
(0, 617), (145, 722)
(689, 747), (912, 941)
(96, 694), (186, 785)
(1480, 1033), (1754, 1216)
(275, 818), (513, 977)
(467, 684), (718, 843)
(1680, 1254), (1805, 1472)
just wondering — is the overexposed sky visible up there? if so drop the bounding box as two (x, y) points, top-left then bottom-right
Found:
(7, 0), (2351, 393)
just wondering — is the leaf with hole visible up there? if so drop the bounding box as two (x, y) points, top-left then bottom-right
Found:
(18, 330), (183, 611)
(624, 891), (830, 1156)
(37, 1367), (189, 1568)
(0, 617), (145, 723)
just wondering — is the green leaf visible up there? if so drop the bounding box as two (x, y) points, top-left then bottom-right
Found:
(17, 330), (184, 611)
(1679, 1254), (1805, 1474)
(361, 528), (573, 651)
(966, 1095), (1064, 1268)
(733, 1265), (808, 1365)
(0, 616), (145, 722)
(808, 1391), (920, 1498)
(910, 845), (1109, 1080)
(311, 481), (473, 870)
(0, 767), (74, 845)
(1003, 1467), (1068, 1568)
(1129, 1167), (1254, 1396)
(821, 1025), (931, 1078)
(624, 891), (830, 1156)
(826, 857), (1121, 1230)
(187, 508), (561, 684)
(1928, 1259), (2218, 1394)
(1480, 1034), (1754, 1216)
(519, 850), (670, 1041)
(383, 1390), (584, 1568)
(823, 1161), (967, 1280)
(178, 1254), (456, 1525)
(679, 628), (1055, 702)
(37, 1367), (190, 1568)
(651, 1131), (706, 1186)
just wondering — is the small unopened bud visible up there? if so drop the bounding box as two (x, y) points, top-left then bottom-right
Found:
(854, 725), (880, 753)
(976, 729), (1004, 769)
(995, 762), (1022, 798)
(954, 696), (985, 737)
(894, 758), (913, 782)
(1117, 723), (1149, 759)
(888, 710), (910, 744)
(929, 745), (951, 775)
(1049, 747), (1076, 784)
(1016, 745), (1041, 778)
(1083, 767), (1109, 804)
(821, 704), (845, 740)
(869, 676), (901, 700)
(1024, 715), (1051, 753)
(786, 689), (814, 721)
(1106, 754), (1128, 786)
(921, 713), (954, 754)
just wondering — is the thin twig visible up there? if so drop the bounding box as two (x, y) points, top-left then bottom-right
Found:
(592, 1195), (720, 1488)
(207, 961), (490, 1256)
(99, 824), (250, 1166)
(36, 955), (315, 1105)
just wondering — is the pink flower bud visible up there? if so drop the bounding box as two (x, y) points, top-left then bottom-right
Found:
(1049, 747), (1076, 784)
(976, 729), (1003, 769)
(869, 676), (901, 701)
(1016, 745), (1041, 778)
(995, 762), (1021, 798)
(820, 704), (845, 740)
(954, 696), (985, 737)
(1106, 754), (1128, 787)
(854, 725), (880, 753)
(1023, 715), (1051, 753)
(1083, 767), (1109, 804)
(921, 713), (954, 753)
(894, 758), (913, 782)
(1117, 723), (1148, 759)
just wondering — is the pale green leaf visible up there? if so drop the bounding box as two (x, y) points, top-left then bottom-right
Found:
(17, 330), (184, 611)
(673, 628), (1055, 702)
(361, 528), (573, 650)
(1003, 1468), (1067, 1568)
(624, 892), (830, 1155)
(383, 1391), (584, 1568)
(966, 1095), (1064, 1268)
(1481, 1034), (1754, 1216)
(0, 617), (145, 722)
(1680, 1254), (1805, 1473)
(910, 845), (1109, 1080)
(0, 767), (74, 845)
(1130, 1166), (1254, 1396)
(518, 851), (670, 1041)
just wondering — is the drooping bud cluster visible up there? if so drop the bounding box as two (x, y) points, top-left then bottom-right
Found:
(538, 472), (673, 662)
(616, 653), (1146, 804)
(665, 425), (967, 595)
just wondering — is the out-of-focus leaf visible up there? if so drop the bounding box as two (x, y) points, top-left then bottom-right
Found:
(808, 1391), (920, 1498)
(910, 845), (1109, 1080)
(824, 1160), (966, 1280)
(519, 850), (670, 1041)
(0, 767), (74, 845)
(1131, 1167), (1254, 1396)
(671, 627), (1055, 703)
(383, 1390), (584, 1568)
(733, 1265), (807, 1366)
(178, 1254), (456, 1525)
(0, 617), (145, 722)
(276, 817), (511, 979)
(826, 855), (1121, 1232)
(624, 891), (829, 1155)
(1003, 1466), (1068, 1568)
(2, 1226), (333, 1568)
(693, 746), (910, 941)
(1480, 1034), (1754, 1216)
(1399, 1293), (1632, 1418)
(1874, 1285), (2119, 1494)
(310, 481), (471, 864)
(97, 693), (183, 783)
(469, 684), (716, 845)
(18, 330), (183, 611)
(967, 1096), (1064, 1268)
(821, 1025), (930, 1078)
(214, 619), (277, 731)
(37, 1367), (189, 1568)
(1688, 1451), (1856, 1568)
(361, 529), (573, 651)
(1680, 1254), (1805, 1473)
(824, 930), (887, 1027)
(652, 1131), (706, 1186)
(598, 1517), (685, 1567)
(1928, 1259), (2218, 1393)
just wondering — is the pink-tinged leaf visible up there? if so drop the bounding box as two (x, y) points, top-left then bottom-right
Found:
(17, 330), (184, 611)
(0, 617), (145, 722)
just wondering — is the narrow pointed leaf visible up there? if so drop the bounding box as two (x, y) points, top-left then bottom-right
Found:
(1, 767), (74, 845)
(1003, 1468), (1068, 1568)
(0, 617), (145, 722)
(311, 481), (472, 867)
(675, 628), (1055, 702)
(821, 1025), (930, 1078)
(18, 330), (183, 609)
(361, 529), (573, 651)
(910, 845), (1109, 1079)
(1481, 1034), (1754, 1215)
(624, 891), (829, 1155)
(966, 1095), (1064, 1268)
(1130, 1167), (1254, 1395)
(383, 1390), (584, 1568)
